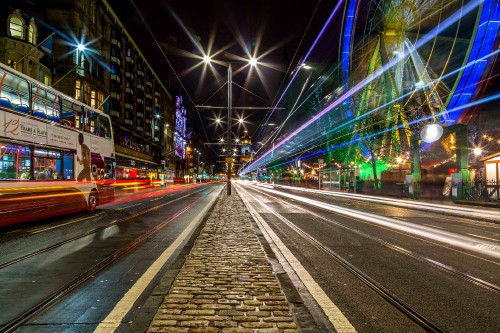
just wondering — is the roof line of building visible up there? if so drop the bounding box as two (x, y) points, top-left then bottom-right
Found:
(101, 0), (172, 100)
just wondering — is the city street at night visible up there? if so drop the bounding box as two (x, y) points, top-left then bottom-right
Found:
(1, 0), (499, 332)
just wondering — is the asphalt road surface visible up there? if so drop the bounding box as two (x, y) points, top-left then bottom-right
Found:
(236, 182), (500, 333)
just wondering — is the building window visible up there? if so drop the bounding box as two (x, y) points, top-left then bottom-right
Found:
(75, 80), (81, 100)
(90, 0), (96, 23)
(84, 84), (91, 105)
(28, 20), (37, 44)
(97, 92), (105, 112)
(91, 90), (96, 108)
(9, 15), (25, 39)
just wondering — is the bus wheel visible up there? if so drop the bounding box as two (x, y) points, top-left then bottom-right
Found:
(88, 190), (98, 211)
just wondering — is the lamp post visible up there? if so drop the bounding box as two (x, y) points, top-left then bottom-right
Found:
(201, 55), (259, 195)
(226, 63), (233, 195)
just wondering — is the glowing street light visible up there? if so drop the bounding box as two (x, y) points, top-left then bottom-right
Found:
(249, 57), (258, 66)
(473, 147), (482, 156)
(198, 54), (261, 195)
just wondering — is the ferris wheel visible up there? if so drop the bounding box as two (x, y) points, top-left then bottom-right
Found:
(340, 0), (499, 158)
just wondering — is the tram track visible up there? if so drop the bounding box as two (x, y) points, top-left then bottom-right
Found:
(258, 189), (500, 294)
(239, 184), (500, 333)
(0, 186), (217, 333)
(0, 189), (202, 270)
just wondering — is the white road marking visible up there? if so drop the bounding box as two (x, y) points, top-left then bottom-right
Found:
(93, 188), (220, 332)
(119, 202), (142, 209)
(467, 233), (498, 242)
(423, 224), (443, 229)
(238, 187), (357, 333)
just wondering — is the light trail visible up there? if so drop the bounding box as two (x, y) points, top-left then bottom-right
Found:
(293, 92), (500, 161)
(255, 0), (346, 141)
(246, 183), (500, 259)
(274, 48), (500, 163)
(245, 0), (484, 173)
(244, 89), (500, 172)
(266, 183), (500, 223)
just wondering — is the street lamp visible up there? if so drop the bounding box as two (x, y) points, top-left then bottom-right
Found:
(203, 55), (258, 195)
(52, 42), (87, 88)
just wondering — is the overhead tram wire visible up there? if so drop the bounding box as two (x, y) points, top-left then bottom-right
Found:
(199, 81), (228, 107)
(129, 0), (217, 156)
(231, 82), (271, 104)
(245, 0), (485, 174)
(254, 0), (324, 142)
(254, 0), (344, 148)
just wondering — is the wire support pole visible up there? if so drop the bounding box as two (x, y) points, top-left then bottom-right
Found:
(227, 64), (232, 195)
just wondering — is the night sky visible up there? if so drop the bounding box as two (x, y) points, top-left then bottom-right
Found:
(106, 0), (338, 148)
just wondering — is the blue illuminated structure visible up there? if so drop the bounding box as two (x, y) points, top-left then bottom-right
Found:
(341, 0), (356, 120)
(440, 0), (500, 125)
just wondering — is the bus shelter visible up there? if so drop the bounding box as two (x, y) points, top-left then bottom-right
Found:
(319, 167), (359, 193)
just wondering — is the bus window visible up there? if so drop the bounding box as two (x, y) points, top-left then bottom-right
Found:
(85, 109), (100, 135)
(34, 148), (62, 180)
(63, 151), (74, 180)
(62, 98), (83, 129)
(99, 115), (112, 139)
(0, 143), (31, 180)
(32, 85), (61, 121)
(32, 85), (47, 119)
(0, 68), (30, 112)
(48, 92), (61, 123)
(104, 157), (115, 179)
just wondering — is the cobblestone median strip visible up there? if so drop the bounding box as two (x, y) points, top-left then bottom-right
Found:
(147, 191), (300, 333)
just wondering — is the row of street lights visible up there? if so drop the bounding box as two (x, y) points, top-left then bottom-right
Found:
(200, 55), (259, 195)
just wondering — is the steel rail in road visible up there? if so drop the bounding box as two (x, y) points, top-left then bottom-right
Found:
(0, 187), (216, 333)
(239, 184), (500, 333)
